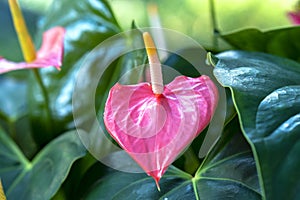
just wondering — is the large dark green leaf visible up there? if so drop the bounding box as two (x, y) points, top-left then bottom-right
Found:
(211, 50), (300, 200)
(196, 119), (260, 200)
(28, 0), (121, 145)
(221, 27), (300, 61)
(83, 118), (260, 200)
(0, 128), (86, 200)
(163, 50), (200, 78)
(96, 22), (147, 114)
(96, 25), (148, 143)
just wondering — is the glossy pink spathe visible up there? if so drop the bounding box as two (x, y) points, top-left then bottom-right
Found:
(0, 27), (65, 74)
(104, 75), (218, 185)
(287, 11), (300, 25)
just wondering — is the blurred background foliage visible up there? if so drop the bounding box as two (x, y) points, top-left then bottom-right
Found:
(0, 0), (297, 53)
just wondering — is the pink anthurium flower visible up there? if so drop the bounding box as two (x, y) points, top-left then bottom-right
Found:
(287, 2), (300, 25)
(0, 27), (65, 74)
(287, 11), (300, 24)
(104, 32), (218, 190)
(0, 0), (65, 74)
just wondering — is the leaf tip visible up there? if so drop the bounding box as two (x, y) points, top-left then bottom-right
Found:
(206, 52), (218, 67)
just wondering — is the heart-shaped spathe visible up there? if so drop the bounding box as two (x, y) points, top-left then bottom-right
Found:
(104, 74), (218, 187)
(0, 27), (65, 74)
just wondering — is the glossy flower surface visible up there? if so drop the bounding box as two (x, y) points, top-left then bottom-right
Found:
(287, 11), (300, 24)
(0, 27), (65, 74)
(104, 75), (218, 186)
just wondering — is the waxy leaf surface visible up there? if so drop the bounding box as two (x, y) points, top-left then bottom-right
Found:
(0, 129), (86, 200)
(221, 27), (300, 61)
(212, 50), (300, 200)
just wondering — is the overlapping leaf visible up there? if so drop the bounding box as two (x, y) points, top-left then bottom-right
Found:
(0, 75), (36, 158)
(212, 50), (300, 200)
(0, 129), (86, 200)
(221, 27), (300, 61)
(0, 27), (65, 73)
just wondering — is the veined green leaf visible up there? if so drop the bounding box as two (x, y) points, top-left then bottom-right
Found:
(211, 50), (300, 200)
(0, 129), (86, 200)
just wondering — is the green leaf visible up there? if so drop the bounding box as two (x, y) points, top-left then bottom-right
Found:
(0, 129), (86, 200)
(0, 74), (36, 159)
(0, 77), (27, 121)
(83, 118), (260, 200)
(28, 0), (121, 145)
(163, 50), (200, 78)
(84, 165), (196, 200)
(196, 118), (260, 200)
(96, 21), (147, 111)
(221, 27), (300, 61)
(212, 50), (300, 200)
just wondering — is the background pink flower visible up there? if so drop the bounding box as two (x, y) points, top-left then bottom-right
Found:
(0, 27), (65, 74)
(287, 11), (300, 24)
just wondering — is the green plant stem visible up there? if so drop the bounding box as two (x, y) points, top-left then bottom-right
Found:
(209, 0), (219, 49)
(32, 69), (54, 130)
(8, 120), (17, 141)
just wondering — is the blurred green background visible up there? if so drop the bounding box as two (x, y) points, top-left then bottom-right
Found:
(0, 0), (297, 59)
(109, 0), (296, 48)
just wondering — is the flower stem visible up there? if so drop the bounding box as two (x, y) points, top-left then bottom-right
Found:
(8, 0), (54, 128)
(32, 69), (54, 128)
(143, 32), (164, 95)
